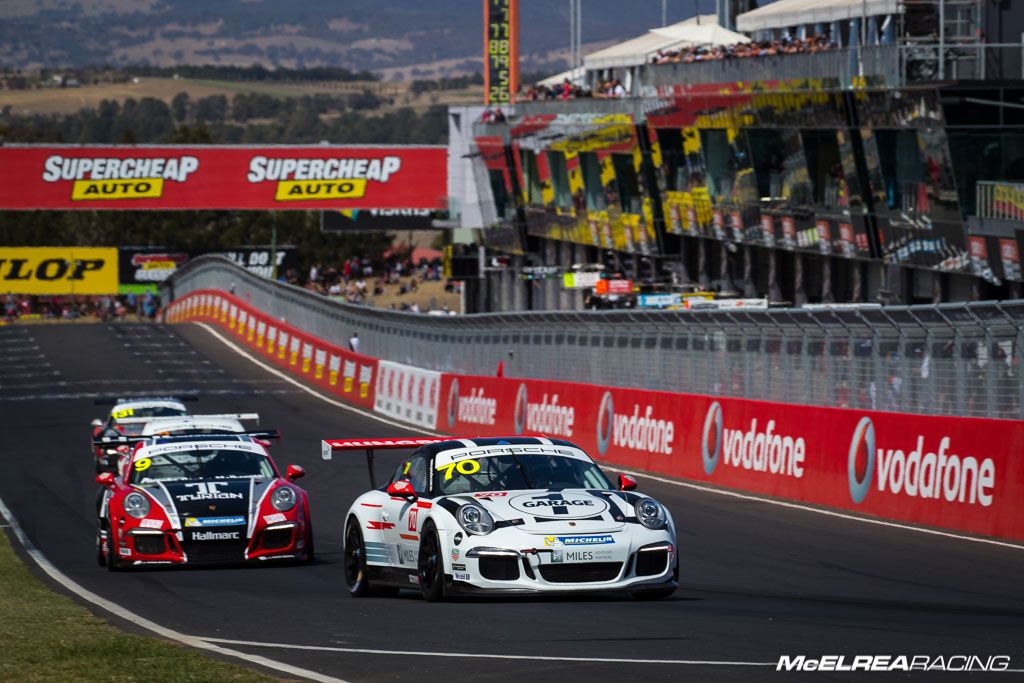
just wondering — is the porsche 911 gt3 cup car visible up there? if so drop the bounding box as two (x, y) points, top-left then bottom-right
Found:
(322, 436), (678, 601)
(90, 396), (194, 472)
(140, 413), (259, 437)
(95, 432), (311, 569)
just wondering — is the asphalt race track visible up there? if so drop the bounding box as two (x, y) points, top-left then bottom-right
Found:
(1, 322), (1023, 682)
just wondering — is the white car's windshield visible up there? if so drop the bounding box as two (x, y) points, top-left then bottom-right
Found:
(113, 406), (187, 420)
(130, 449), (273, 484)
(434, 454), (611, 495)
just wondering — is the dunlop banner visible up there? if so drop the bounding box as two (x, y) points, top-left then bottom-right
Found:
(0, 247), (119, 294)
(0, 145), (448, 210)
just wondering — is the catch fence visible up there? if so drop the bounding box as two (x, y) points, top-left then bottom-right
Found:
(164, 256), (1024, 420)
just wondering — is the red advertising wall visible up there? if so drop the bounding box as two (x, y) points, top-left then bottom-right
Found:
(438, 374), (1024, 541)
(167, 290), (376, 409)
(0, 146), (447, 210)
(169, 293), (1024, 542)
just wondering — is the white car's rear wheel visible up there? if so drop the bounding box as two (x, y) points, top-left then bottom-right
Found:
(417, 523), (445, 602)
(344, 516), (397, 597)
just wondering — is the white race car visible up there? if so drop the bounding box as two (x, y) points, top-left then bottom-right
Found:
(90, 396), (194, 472)
(322, 436), (678, 601)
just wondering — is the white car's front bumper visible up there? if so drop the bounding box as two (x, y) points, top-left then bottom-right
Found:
(443, 527), (677, 595)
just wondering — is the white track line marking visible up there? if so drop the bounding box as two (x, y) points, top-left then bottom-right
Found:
(0, 496), (348, 683)
(195, 323), (436, 433)
(200, 637), (774, 666)
(199, 321), (1024, 552)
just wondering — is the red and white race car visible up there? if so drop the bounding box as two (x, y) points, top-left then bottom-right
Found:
(95, 432), (312, 569)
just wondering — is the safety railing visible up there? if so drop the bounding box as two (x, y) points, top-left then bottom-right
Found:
(163, 255), (1024, 420)
(977, 181), (1024, 222)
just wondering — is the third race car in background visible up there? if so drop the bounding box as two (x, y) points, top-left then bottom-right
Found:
(323, 436), (678, 602)
(90, 396), (193, 472)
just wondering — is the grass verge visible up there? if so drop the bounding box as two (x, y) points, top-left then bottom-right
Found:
(0, 529), (278, 682)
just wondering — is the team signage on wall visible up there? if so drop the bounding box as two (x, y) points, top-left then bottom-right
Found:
(319, 208), (438, 232)
(0, 247), (119, 295)
(117, 246), (299, 293)
(0, 146), (448, 210)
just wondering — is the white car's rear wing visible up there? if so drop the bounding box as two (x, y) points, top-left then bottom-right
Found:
(320, 438), (449, 488)
(115, 413), (260, 425)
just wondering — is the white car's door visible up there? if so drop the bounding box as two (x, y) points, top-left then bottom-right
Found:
(381, 452), (429, 571)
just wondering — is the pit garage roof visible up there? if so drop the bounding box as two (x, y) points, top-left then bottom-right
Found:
(736, 0), (900, 33)
(584, 16), (749, 70)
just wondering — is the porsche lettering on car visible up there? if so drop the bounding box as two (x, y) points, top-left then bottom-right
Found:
(95, 433), (312, 569)
(323, 436), (678, 601)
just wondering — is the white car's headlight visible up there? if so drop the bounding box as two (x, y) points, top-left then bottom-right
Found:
(123, 491), (150, 519)
(271, 486), (297, 511)
(635, 498), (667, 530)
(456, 504), (494, 535)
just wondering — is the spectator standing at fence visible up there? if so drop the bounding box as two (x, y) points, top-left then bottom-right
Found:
(142, 291), (156, 320)
(349, 332), (360, 354)
(4, 293), (16, 322)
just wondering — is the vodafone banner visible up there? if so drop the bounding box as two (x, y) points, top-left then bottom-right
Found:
(0, 145), (447, 210)
(438, 374), (1024, 541)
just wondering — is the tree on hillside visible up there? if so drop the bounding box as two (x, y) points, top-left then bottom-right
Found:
(168, 124), (214, 143)
(171, 92), (190, 123)
(194, 95), (228, 124)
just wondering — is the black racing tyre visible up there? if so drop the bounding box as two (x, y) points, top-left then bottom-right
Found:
(344, 517), (372, 596)
(104, 517), (124, 572)
(95, 525), (106, 568)
(417, 522), (445, 602)
(302, 511), (315, 564)
(343, 517), (399, 597)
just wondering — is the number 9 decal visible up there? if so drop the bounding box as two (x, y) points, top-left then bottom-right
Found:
(134, 458), (152, 472)
(435, 459), (481, 480)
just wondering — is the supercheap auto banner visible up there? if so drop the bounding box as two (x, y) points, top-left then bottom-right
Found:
(0, 247), (119, 294)
(168, 291), (1024, 542)
(0, 146), (448, 210)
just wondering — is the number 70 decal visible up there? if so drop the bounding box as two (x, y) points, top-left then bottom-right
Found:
(435, 459), (480, 480)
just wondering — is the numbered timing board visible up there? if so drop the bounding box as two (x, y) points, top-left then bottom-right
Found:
(484, 0), (519, 105)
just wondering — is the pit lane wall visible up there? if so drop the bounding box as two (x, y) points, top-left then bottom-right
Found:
(167, 290), (1024, 542)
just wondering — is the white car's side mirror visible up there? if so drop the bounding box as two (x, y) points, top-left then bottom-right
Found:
(90, 419), (103, 428)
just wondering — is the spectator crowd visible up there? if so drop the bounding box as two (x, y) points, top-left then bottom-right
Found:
(302, 255), (457, 313)
(652, 34), (836, 65)
(3, 291), (160, 322)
